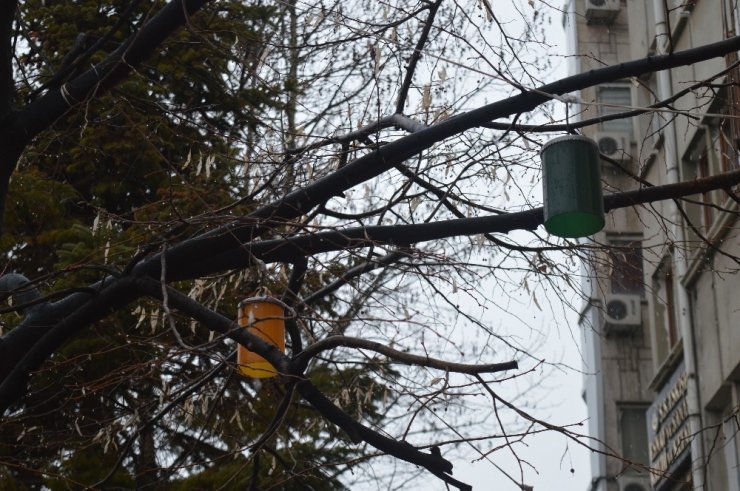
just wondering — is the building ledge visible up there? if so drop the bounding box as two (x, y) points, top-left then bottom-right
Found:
(649, 339), (684, 392)
(639, 129), (664, 179)
(682, 195), (740, 288)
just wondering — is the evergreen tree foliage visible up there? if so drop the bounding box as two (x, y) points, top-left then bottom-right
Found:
(0, 1), (386, 488)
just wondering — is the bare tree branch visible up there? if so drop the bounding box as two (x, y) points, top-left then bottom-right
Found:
(174, 166), (740, 276)
(395, 0), (443, 113)
(131, 34), (740, 282)
(294, 335), (518, 375)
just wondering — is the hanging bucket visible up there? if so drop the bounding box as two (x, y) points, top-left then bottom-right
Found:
(541, 135), (605, 238)
(236, 298), (286, 378)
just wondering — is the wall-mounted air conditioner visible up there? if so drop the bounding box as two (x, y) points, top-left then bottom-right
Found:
(595, 131), (631, 162)
(617, 474), (650, 491)
(603, 294), (641, 334)
(586, 0), (621, 25)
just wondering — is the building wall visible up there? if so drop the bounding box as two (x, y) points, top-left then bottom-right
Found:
(569, 1), (740, 490)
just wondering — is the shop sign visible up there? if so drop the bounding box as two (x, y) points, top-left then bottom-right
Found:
(647, 364), (690, 488)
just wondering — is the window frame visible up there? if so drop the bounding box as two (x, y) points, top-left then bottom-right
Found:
(606, 237), (645, 297)
(651, 256), (680, 369)
(618, 404), (651, 470)
(683, 118), (737, 234)
(722, 407), (740, 491)
(597, 83), (635, 135)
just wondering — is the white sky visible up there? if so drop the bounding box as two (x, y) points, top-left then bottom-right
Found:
(452, 3), (592, 490)
(345, 2), (593, 488)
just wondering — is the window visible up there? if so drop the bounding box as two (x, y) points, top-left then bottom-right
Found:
(705, 399), (740, 491)
(723, 408), (740, 491)
(608, 239), (645, 296)
(598, 85), (634, 134)
(715, 0), (740, 171)
(685, 119), (738, 233)
(619, 406), (650, 468)
(723, 1), (740, 169)
(697, 126), (725, 230)
(713, 118), (740, 172)
(652, 259), (679, 367)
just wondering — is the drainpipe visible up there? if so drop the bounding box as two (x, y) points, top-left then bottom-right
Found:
(591, 312), (606, 491)
(651, 2), (706, 489)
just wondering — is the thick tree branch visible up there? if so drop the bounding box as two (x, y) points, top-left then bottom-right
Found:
(0, 277), (140, 414)
(0, 273), (44, 315)
(133, 280), (467, 489)
(133, 34), (740, 282)
(0, 0), (20, 238)
(3, 159), (739, 402)
(283, 258), (307, 353)
(137, 279), (291, 376)
(0, 275), (287, 415)
(166, 166), (740, 277)
(14, 0), (212, 142)
(0, 0), (213, 237)
(483, 58), (740, 134)
(29, 0), (143, 100)
(9, 4), (736, 488)
(288, 113), (427, 160)
(0, 0), (15, 115)
(2, 36), (740, 479)
(293, 379), (471, 490)
(294, 335), (518, 376)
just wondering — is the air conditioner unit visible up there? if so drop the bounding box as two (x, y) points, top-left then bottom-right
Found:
(595, 131), (631, 162)
(603, 294), (641, 334)
(585, 0), (621, 25)
(617, 474), (650, 491)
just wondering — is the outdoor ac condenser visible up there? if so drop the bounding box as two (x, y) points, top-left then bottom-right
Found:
(594, 131), (631, 161)
(603, 294), (642, 335)
(585, 0), (621, 25)
(617, 474), (650, 491)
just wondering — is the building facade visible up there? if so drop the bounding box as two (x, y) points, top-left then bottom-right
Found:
(564, 1), (740, 490)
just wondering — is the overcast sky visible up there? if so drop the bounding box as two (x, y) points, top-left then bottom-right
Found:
(452, 3), (591, 490)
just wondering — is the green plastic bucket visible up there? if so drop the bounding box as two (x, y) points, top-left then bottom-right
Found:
(541, 135), (604, 238)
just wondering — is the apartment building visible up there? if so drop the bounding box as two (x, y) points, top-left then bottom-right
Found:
(563, 1), (740, 490)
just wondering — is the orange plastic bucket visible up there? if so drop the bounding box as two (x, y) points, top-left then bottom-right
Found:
(236, 299), (286, 378)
